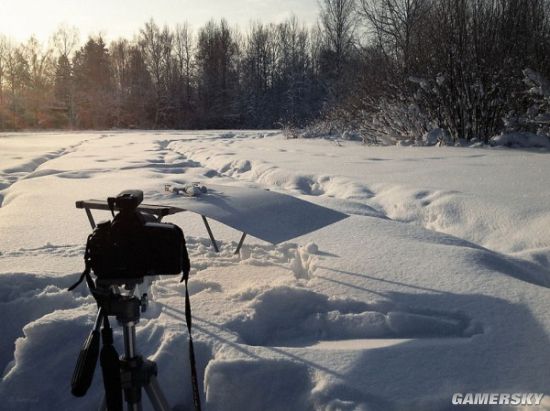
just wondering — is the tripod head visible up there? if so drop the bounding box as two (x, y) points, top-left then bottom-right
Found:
(92, 281), (144, 325)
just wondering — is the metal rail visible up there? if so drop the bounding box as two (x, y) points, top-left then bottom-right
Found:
(76, 199), (247, 253)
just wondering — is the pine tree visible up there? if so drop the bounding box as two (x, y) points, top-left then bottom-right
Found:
(72, 36), (113, 128)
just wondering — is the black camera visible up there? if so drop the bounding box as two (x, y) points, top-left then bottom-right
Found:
(86, 190), (190, 280)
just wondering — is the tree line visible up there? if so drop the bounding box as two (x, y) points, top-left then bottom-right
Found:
(1, 0), (550, 144)
(0, 18), (326, 130)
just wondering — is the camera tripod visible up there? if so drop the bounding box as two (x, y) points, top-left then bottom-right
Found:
(70, 189), (201, 411)
(72, 280), (171, 411)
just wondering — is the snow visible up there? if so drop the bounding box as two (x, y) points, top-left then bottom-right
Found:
(490, 132), (550, 149)
(1, 130), (550, 410)
(422, 128), (451, 146)
(150, 183), (348, 244)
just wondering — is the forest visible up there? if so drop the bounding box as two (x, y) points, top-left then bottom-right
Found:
(1, 0), (550, 144)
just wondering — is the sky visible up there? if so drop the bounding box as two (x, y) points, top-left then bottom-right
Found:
(0, 0), (320, 44)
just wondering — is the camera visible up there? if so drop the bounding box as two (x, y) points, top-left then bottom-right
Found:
(86, 190), (189, 280)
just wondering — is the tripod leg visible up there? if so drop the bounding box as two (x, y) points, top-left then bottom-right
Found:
(121, 323), (143, 411)
(123, 323), (137, 359)
(144, 375), (171, 411)
(124, 399), (142, 411)
(98, 395), (107, 411)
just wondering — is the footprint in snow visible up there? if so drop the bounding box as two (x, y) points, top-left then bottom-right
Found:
(225, 286), (480, 348)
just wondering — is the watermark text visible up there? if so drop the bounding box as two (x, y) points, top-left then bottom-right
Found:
(452, 393), (544, 406)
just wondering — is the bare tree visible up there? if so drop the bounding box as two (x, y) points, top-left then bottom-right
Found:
(0, 35), (9, 128)
(19, 36), (54, 125)
(274, 17), (315, 124)
(357, 0), (430, 76)
(241, 22), (277, 126)
(319, 0), (357, 75)
(174, 23), (194, 107)
(52, 24), (79, 59)
(51, 26), (79, 127)
(139, 20), (175, 126)
(110, 39), (130, 126)
(0, 36), (7, 108)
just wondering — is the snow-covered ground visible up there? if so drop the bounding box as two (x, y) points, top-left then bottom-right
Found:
(1, 130), (550, 411)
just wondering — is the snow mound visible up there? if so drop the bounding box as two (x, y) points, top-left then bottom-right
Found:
(205, 358), (312, 411)
(490, 132), (550, 149)
(422, 128), (451, 146)
(0, 308), (101, 410)
(0, 273), (90, 374)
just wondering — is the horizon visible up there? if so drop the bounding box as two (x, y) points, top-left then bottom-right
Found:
(0, 0), (319, 44)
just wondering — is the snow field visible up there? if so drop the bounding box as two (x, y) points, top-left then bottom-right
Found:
(1, 131), (550, 410)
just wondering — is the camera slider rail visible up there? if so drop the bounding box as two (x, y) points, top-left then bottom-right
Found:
(75, 199), (180, 225)
(75, 199), (247, 254)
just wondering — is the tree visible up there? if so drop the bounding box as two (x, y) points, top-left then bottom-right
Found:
(125, 45), (155, 127)
(0, 36), (8, 127)
(240, 23), (277, 127)
(139, 20), (178, 127)
(53, 54), (73, 125)
(72, 36), (114, 128)
(52, 24), (79, 60)
(273, 17), (319, 126)
(110, 39), (154, 127)
(20, 36), (54, 126)
(196, 20), (241, 127)
(174, 22), (195, 126)
(358, 0), (431, 76)
(2, 42), (31, 128)
(52, 25), (79, 127)
(319, 0), (357, 102)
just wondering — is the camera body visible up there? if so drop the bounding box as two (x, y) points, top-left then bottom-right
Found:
(87, 190), (189, 280)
